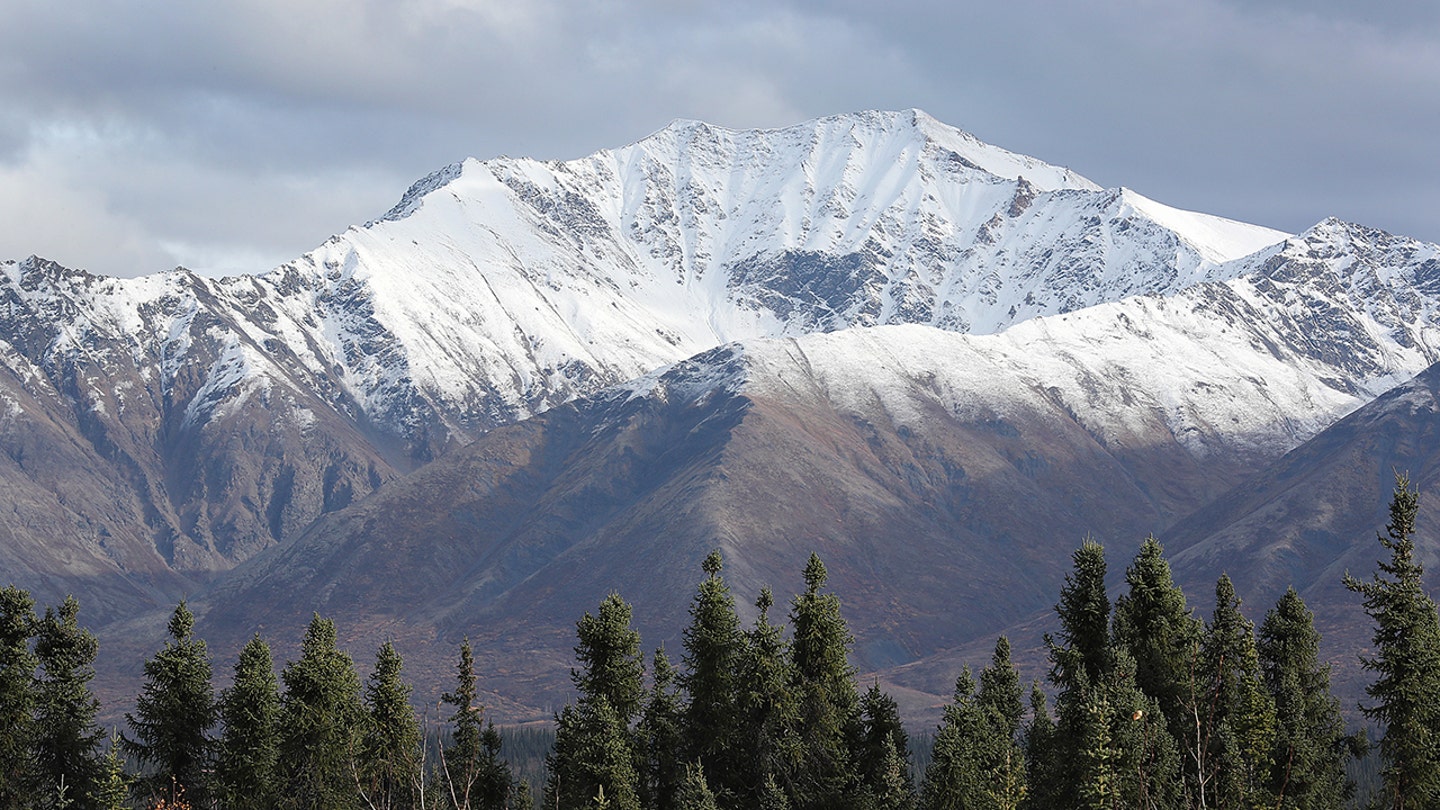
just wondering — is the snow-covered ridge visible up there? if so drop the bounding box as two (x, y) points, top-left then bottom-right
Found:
(0, 111), (1428, 464)
(620, 270), (1417, 468)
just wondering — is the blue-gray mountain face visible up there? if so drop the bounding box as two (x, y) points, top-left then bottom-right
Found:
(1, 111), (1436, 717)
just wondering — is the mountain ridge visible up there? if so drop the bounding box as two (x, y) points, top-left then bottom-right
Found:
(0, 110), (1434, 723)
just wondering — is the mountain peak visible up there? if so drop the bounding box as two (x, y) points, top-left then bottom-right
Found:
(625, 109), (1099, 194)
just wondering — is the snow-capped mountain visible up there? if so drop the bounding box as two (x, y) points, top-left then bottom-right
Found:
(255, 109), (1283, 450)
(0, 110), (1437, 718)
(198, 271), (1437, 716)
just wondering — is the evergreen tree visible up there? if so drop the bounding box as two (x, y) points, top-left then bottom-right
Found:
(0, 585), (38, 807)
(870, 733), (916, 810)
(680, 551), (745, 805)
(857, 682), (914, 806)
(474, 721), (513, 810)
(1044, 541), (1182, 809)
(976, 637), (1024, 741)
(638, 648), (685, 810)
(90, 734), (130, 810)
(921, 641), (1028, 810)
(1044, 540), (1112, 806)
(123, 600), (217, 805)
(788, 553), (861, 810)
(975, 638), (1027, 810)
(1100, 651), (1182, 810)
(546, 697), (641, 810)
(1111, 537), (1201, 735)
(1021, 683), (1058, 810)
(549, 593), (645, 810)
(1343, 472), (1440, 809)
(277, 613), (364, 810)
(513, 780), (535, 810)
(573, 593), (645, 726)
(1047, 539), (1111, 693)
(441, 638), (484, 805)
(736, 588), (799, 808)
(1198, 575), (1276, 809)
(919, 667), (987, 810)
(32, 595), (104, 805)
(1257, 587), (1351, 810)
(1059, 653), (1181, 810)
(215, 634), (281, 810)
(675, 763), (721, 810)
(758, 773), (792, 810)
(359, 640), (422, 809)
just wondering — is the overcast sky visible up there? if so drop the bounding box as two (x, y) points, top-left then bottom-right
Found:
(2, 0), (1437, 278)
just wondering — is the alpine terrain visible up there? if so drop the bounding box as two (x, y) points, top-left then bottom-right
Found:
(0, 109), (1436, 718)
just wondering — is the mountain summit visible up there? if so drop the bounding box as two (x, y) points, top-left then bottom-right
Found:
(0, 111), (1435, 718)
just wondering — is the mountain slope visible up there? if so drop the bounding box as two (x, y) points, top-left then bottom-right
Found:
(0, 110), (1302, 621)
(196, 267), (1434, 716)
(0, 259), (398, 622)
(0, 111), (1437, 723)
(1158, 360), (1440, 699)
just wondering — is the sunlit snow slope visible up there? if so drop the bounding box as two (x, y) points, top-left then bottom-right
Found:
(0, 109), (1434, 633)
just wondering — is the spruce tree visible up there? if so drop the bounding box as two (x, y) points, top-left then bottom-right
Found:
(975, 638), (1027, 810)
(436, 639), (514, 810)
(1257, 587), (1351, 810)
(681, 551), (745, 805)
(1343, 473), (1440, 809)
(573, 593), (645, 726)
(90, 734), (131, 810)
(513, 780), (535, 810)
(474, 721), (513, 810)
(359, 640), (422, 809)
(1198, 574), (1276, 809)
(976, 637), (1024, 741)
(675, 763), (721, 810)
(441, 638), (484, 804)
(1100, 651), (1181, 810)
(1044, 540), (1112, 806)
(1045, 541), (1183, 809)
(546, 697), (641, 810)
(919, 667), (986, 810)
(123, 600), (217, 805)
(736, 588), (799, 808)
(1070, 668), (1117, 810)
(1058, 653), (1181, 810)
(1022, 683), (1058, 810)
(857, 682), (914, 807)
(758, 773), (792, 810)
(1111, 536), (1201, 735)
(277, 613), (364, 810)
(32, 594), (104, 805)
(638, 648), (685, 810)
(0, 585), (38, 807)
(548, 593), (645, 810)
(1047, 539), (1111, 692)
(215, 634), (281, 809)
(788, 553), (861, 810)
(920, 640), (1028, 810)
(870, 733), (915, 810)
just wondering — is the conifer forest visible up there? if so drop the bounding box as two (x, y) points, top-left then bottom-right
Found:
(3, 475), (1438, 810)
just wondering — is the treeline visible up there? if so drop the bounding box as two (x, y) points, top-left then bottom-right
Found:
(1, 475), (1437, 809)
(0, 595), (519, 809)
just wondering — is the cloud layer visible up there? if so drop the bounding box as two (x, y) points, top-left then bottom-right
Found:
(2, 0), (1437, 277)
